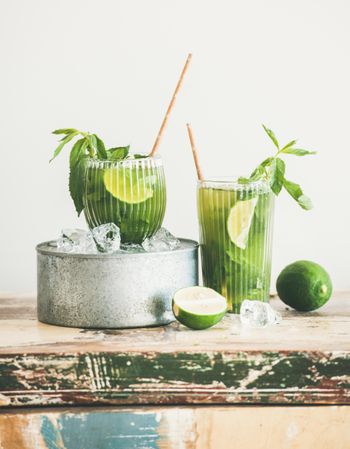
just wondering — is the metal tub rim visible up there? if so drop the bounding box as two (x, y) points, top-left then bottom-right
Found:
(36, 238), (199, 259)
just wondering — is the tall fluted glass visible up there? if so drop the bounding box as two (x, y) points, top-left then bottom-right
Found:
(197, 178), (274, 313)
(84, 156), (166, 243)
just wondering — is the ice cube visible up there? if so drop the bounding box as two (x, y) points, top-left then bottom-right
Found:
(240, 300), (282, 328)
(57, 229), (96, 253)
(142, 228), (180, 252)
(92, 223), (121, 253)
(120, 243), (145, 253)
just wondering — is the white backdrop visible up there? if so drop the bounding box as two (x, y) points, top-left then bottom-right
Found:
(0, 0), (349, 293)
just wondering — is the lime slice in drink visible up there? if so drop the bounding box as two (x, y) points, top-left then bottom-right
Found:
(227, 197), (258, 249)
(172, 286), (227, 330)
(103, 168), (153, 204)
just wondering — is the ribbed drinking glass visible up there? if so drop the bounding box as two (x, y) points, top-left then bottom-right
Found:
(197, 178), (274, 312)
(84, 156), (166, 243)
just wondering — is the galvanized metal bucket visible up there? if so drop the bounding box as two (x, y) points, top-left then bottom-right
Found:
(37, 239), (198, 329)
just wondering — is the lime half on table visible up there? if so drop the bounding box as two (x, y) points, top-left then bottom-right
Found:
(103, 168), (153, 204)
(227, 197), (257, 249)
(172, 287), (227, 330)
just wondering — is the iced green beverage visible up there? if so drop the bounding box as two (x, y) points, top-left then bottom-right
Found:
(84, 156), (166, 243)
(197, 179), (274, 313)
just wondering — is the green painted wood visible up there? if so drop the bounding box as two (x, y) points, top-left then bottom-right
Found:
(0, 350), (349, 406)
(0, 293), (350, 407)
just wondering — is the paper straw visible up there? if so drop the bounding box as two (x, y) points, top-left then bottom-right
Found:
(150, 53), (192, 157)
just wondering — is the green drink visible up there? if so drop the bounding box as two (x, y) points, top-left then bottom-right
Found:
(84, 156), (166, 243)
(197, 179), (274, 313)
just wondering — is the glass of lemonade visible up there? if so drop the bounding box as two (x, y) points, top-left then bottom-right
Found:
(84, 155), (166, 243)
(197, 178), (275, 312)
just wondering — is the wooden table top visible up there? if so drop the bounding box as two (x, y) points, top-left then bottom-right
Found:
(0, 292), (349, 407)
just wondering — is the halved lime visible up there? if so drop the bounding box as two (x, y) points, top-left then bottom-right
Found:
(172, 286), (227, 330)
(227, 197), (257, 249)
(103, 168), (153, 204)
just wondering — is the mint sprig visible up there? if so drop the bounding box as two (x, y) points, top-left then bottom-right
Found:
(106, 146), (130, 161)
(239, 125), (316, 210)
(50, 128), (130, 215)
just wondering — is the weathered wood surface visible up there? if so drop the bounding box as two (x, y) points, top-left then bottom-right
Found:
(0, 292), (349, 407)
(1, 405), (350, 449)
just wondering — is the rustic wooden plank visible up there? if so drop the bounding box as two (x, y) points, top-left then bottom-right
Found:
(1, 292), (349, 354)
(0, 292), (349, 407)
(0, 349), (349, 407)
(0, 405), (350, 449)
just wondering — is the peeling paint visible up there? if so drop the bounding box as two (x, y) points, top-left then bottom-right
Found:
(0, 350), (349, 407)
(1, 406), (350, 449)
(1, 294), (350, 408)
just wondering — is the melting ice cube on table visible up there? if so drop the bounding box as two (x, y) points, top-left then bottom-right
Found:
(92, 223), (121, 253)
(57, 229), (96, 253)
(142, 228), (180, 252)
(240, 300), (282, 328)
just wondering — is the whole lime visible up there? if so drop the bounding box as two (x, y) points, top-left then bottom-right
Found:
(276, 260), (332, 311)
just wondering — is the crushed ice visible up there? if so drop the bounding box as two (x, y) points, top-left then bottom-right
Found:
(56, 225), (180, 255)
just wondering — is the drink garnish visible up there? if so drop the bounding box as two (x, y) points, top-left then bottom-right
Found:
(238, 125), (316, 210)
(227, 197), (258, 249)
(103, 167), (154, 204)
(50, 128), (133, 215)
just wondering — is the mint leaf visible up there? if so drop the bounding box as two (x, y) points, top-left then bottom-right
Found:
(249, 165), (265, 181)
(250, 157), (274, 180)
(298, 194), (313, 210)
(107, 146), (129, 161)
(50, 131), (79, 162)
(51, 127), (130, 216)
(133, 153), (148, 159)
(52, 128), (78, 135)
(69, 138), (86, 168)
(282, 148), (316, 156)
(238, 177), (250, 184)
(69, 157), (88, 216)
(269, 158), (285, 195)
(93, 134), (107, 159)
(69, 139), (88, 215)
(283, 178), (313, 210)
(226, 247), (249, 265)
(69, 140), (88, 216)
(281, 139), (297, 151)
(283, 178), (302, 198)
(262, 124), (279, 150)
(260, 157), (273, 167)
(84, 134), (97, 157)
(241, 125), (314, 210)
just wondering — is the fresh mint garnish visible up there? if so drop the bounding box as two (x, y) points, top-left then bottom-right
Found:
(239, 125), (316, 210)
(93, 134), (108, 160)
(107, 146), (130, 161)
(283, 178), (313, 210)
(50, 128), (132, 215)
